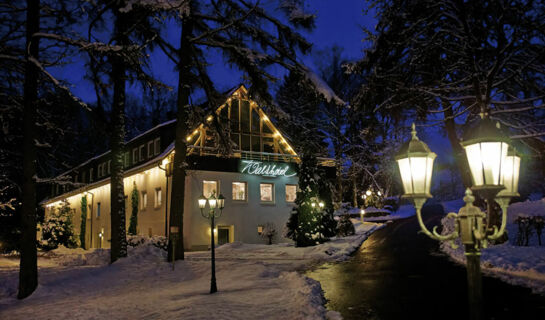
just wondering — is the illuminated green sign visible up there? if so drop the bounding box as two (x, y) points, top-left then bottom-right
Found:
(239, 160), (296, 177)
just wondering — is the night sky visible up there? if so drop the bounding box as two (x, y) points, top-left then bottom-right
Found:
(52, 0), (374, 104)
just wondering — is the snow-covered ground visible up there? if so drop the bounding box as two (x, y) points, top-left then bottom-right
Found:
(363, 204), (415, 222)
(0, 221), (382, 320)
(440, 198), (545, 294)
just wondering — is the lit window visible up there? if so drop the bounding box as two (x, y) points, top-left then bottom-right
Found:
(132, 148), (138, 164)
(203, 180), (218, 198)
(260, 183), (274, 202)
(155, 188), (162, 207)
(139, 145), (145, 161)
(96, 202), (101, 218)
(232, 182), (247, 201)
(154, 138), (161, 155)
(286, 185), (297, 203)
(148, 141), (154, 158)
(141, 191), (147, 210)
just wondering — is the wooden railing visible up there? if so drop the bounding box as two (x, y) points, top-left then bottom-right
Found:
(187, 145), (335, 167)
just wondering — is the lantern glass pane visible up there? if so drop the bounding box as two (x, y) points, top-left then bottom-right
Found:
(397, 158), (413, 194)
(198, 198), (207, 209)
(209, 198), (217, 209)
(465, 143), (484, 186)
(500, 155), (520, 195)
(425, 156), (434, 194)
(409, 157), (428, 194)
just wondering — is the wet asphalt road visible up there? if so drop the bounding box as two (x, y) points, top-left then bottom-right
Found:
(306, 204), (545, 320)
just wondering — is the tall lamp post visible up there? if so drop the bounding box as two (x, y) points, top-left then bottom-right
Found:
(158, 154), (174, 237)
(198, 193), (225, 294)
(395, 122), (520, 320)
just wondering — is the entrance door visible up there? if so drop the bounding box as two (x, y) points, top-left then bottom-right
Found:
(217, 227), (230, 245)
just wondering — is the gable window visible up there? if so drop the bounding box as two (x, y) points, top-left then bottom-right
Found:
(203, 180), (218, 199)
(154, 138), (161, 155)
(155, 188), (162, 207)
(139, 145), (145, 161)
(260, 183), (274, 202)
(148, 141), (154, 158)
(286, 185), (297, 203)
(141, 191), (148, 210)
(132, 148), (138, 165)
(232, 182), (247, 201)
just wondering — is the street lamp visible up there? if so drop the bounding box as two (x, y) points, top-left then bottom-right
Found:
(396, 122), (519, 320)
(198, 193), (225, 294)
(360, 208), (365, 223)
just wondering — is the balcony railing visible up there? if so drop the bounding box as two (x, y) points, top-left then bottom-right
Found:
(187, 145), (335, 167)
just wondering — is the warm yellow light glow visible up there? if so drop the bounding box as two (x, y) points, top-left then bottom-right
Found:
(262, 115), (269, 121)
(186, 136), (191, 141)
(464, 142), (508, 186)
(377, 191), (382, 196)
(207, 115), (213, 121)
(366, 190), (372, 196)
(397, 156), (434, 195)
(209, 198), (217, 209)
(319, 202), (324, 208)
(499, 153), (521, 196)
(311, 203), (316, 208)
(360, 209), (365, 215)
(273, 132), (280, 137)
(207, 227), (218, 235)
(161, 158), (170, 166)
(193, 129), (198, 135)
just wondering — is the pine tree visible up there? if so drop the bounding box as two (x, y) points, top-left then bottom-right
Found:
(128, 182), (139, 235)
(286, 151), (335, 246)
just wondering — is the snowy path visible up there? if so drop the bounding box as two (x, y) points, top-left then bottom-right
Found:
(0, 222), (382, 320)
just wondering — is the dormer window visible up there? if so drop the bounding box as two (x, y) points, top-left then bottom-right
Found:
(139, 145), (145, 161)
(147, 141), (154, 158)
(154, 138), (160, 155)
(132, 148), (138, 165)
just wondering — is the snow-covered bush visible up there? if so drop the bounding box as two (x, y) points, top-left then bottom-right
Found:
(127, 235), (167, 251)
(514, 215), (533, 246)
(260, 222), (277, 245)
(40, 200), (78, 251)
(336, 215), (355, 237)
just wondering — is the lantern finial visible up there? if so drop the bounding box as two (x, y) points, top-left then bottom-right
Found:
(411, 123), (418, 140)
(463, 188), (475, 204)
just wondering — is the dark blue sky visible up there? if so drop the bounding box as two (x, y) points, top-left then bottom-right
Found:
(52, 0), (374, 104)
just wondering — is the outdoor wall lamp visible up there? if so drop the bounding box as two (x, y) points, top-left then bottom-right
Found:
(396, 121), (520, 320)
(198, 194), (225, 294)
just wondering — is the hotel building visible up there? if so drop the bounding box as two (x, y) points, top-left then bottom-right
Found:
(42, 85), (334, 250)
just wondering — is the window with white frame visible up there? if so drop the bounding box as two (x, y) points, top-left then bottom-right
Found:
(232, 182), (247, 201)
(155, 188), (162, 207)
(203, 180), (218, 198)
(260, 183), (274, 202)
(141, 191), (148, 210)
(132, 148), (138, 165)
(148, 141), (154, 158)
(285, 184), (297, 203)
(154, 138), (160, 155)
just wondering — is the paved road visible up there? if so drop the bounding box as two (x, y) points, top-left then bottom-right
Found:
(307, 204), (545, 319)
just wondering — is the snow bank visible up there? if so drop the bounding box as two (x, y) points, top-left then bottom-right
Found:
(364, 204), (415, 222)
(440, 199), (545, 294)
(0, 223), (383, 320)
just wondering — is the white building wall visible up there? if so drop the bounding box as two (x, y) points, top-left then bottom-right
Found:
(44, 166), (298, 251)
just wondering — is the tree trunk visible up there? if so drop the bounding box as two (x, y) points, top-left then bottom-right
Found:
(168, 9), (194, 261)
(18, 0), (40, 300)
(444, 106), (473, 189)
(109, 0), (129, 263)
